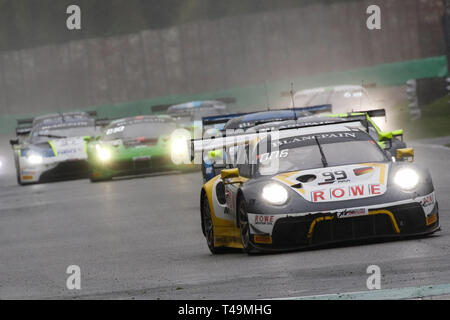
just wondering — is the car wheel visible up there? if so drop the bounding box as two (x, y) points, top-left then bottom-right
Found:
(238, 198), (254, 254)
(14, 155), (24, 186)
(88, 170), (112, 182)
(202, 193), (229, 254)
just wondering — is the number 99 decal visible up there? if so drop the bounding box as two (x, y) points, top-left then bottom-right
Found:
(321, 170), (348, 183)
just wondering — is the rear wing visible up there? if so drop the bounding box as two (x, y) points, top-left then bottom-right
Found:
(151, 104), (171, 113)
(202, 112), (249, 127)
(362, 108), (385, 118)
(86, 110), (98, 117)
(15, 118), (34, 136)
(151, 97), (237, 114)
(295, 104), (332, 114)
(95, 118), (113, 127)
(215, 97), (237, 104)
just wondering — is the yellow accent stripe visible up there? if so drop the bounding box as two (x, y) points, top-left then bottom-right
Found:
(308, 216), (334, 240)
(275, 171), (305, 194)
(307, 209), (400, 241)
(368, 209), (400, 233)
(359, 162), (386, 184)
(254, 235), (272, 244)
(203, 176), (243, 249)
(48, 140), (58, 156)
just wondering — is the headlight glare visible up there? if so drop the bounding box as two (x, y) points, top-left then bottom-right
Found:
(96, 145), (111, 162)
(27, 154), (43, 165)
(394, 167), (419, 191)
(262, 183), (288, 205)
(171, 136), (188, 156)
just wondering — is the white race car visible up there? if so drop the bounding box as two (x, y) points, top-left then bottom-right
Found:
(10, 112), (100, 185)
(289, 85), (375, 114)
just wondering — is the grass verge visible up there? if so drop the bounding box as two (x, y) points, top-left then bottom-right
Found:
(393, 96), (450, 140)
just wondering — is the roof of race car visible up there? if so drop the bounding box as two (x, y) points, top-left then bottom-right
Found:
(109, 115), (174, 126)
(251, 115), (367, 132)
(223, 109), (311, 130)
(294, 85), (368, 96)
(33, 112), (92, 122)
(33, 112), (96, 130)
(167, 100), (227, 112)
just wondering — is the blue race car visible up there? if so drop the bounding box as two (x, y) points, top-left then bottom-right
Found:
(200, 105), (332, 182)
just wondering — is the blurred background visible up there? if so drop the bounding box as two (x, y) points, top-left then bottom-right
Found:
(0, 0), (448, 139)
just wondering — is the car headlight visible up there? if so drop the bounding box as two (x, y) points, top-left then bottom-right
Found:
(262, 183), (288, 205)
(27, 153), (43, 165)
(96, 145), (111, 162)
(393, 167), (419, 191)
(171, 136), (188, 156)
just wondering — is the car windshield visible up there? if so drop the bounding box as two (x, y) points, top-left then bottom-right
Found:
(294, 90), (372, 113)
(104, 122), (176, 141)
(257, 137), (386, 176)
(31, 125), (98, 143)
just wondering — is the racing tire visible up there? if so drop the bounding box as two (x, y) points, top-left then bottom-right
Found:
(88, 170), (112, 183)
(238, 198), (256, 254)
(201, 193), (229, 254)
(14, 155), (25, 186)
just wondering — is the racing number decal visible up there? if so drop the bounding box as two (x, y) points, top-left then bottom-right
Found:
(320, 170), (348, 184)
(258, 150), (288, 163)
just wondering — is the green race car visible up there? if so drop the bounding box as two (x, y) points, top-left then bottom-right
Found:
(322, 109), (406, 156)
(86, 115), (190, 182)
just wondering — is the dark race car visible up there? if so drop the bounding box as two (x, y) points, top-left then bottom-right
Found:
(200, 105), (332, 182)
(194, 121), (439, 254)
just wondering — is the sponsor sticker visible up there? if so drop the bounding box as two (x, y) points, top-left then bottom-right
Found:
(254, 215), (275, 225)
(353, 167), (374, 176)
(253, 235), (272, 244)
(59, 148), (77, 155)
(336, 207), (368, 219)
(426, 214), (438, 226)
(420, 194), (435, 208)
(311, 183), (382, 202)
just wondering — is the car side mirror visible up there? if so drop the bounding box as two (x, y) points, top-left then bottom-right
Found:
(9, 139), (19, 146)
(221, 168), (246, 185)
(396, 148), (414, 162)
(221, 168), (239, 180)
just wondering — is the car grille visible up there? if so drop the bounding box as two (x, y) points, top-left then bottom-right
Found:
(271, 203), (426, 248)
(107, 156), (171, 172)
(39, 160), (89, 182)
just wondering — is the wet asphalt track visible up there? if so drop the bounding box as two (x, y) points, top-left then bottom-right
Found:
(0, 138), (449, 299)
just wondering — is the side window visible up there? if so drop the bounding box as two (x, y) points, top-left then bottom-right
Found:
(237, 145), (251, 178)
(237, 163), (251, 178)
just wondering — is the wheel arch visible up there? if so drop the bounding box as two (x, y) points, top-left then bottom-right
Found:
(200, 187), (208, 236)
(235, 188), (245, 228)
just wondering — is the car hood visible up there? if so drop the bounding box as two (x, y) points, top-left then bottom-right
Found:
(271, 162), (389, 203)
(49, 136), (87, 160)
